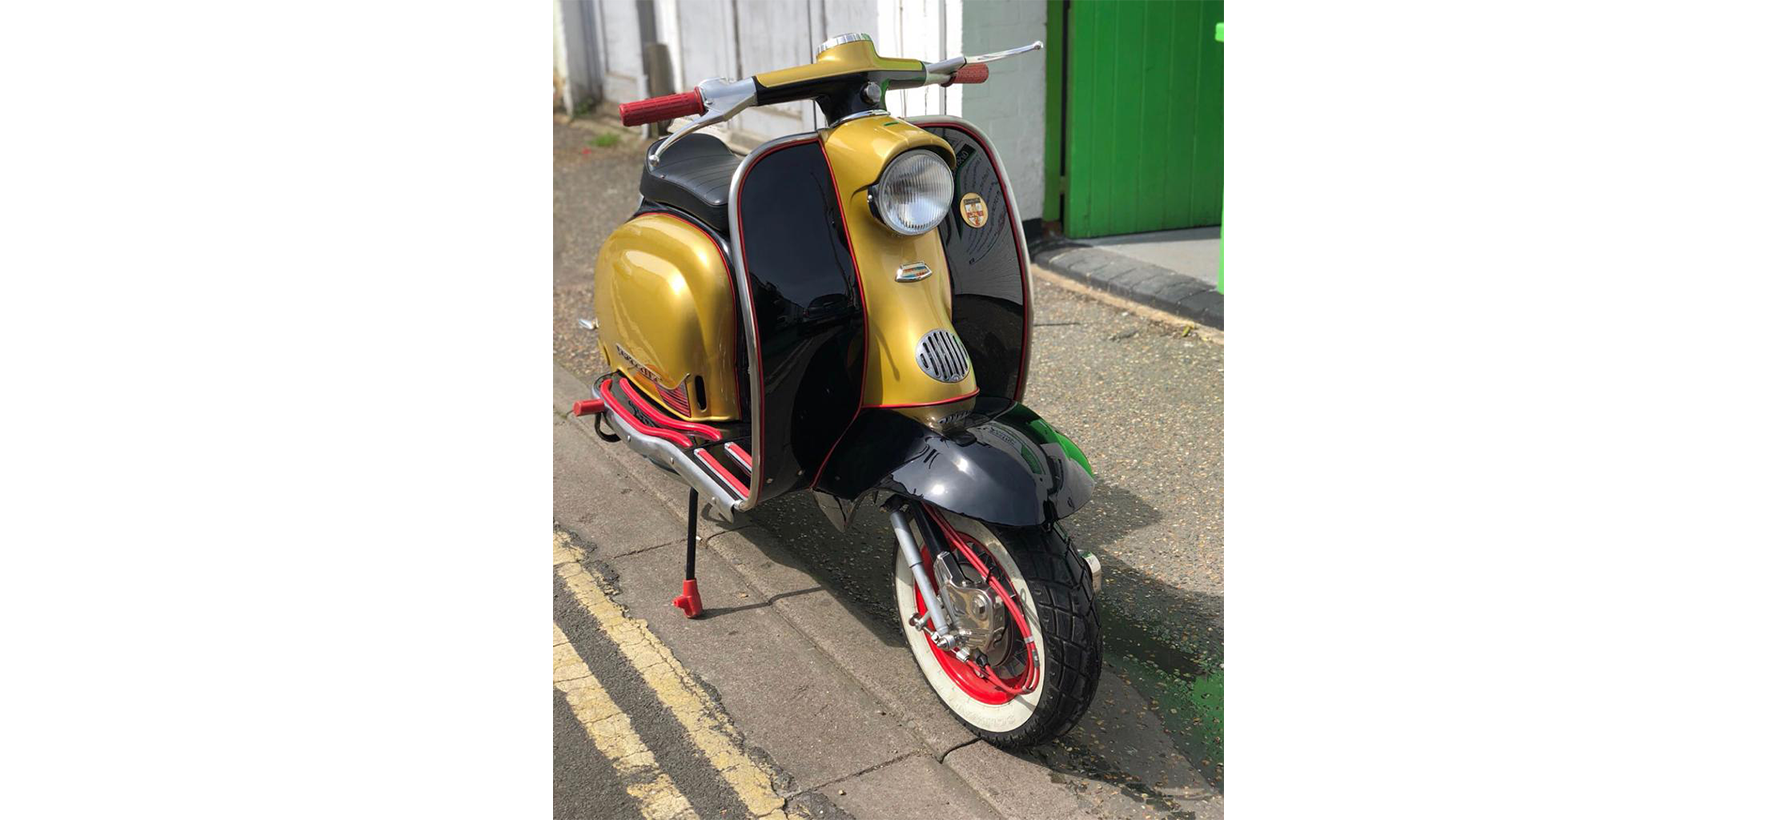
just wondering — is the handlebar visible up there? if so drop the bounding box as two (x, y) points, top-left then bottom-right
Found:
(944, 63), (990, 87)
(629, 38), (1039, 165)
(619, 89), (706, 126)
(622, 60), (985, 127)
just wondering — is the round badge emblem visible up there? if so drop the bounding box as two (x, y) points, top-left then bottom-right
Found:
(959, 192), (989, 228)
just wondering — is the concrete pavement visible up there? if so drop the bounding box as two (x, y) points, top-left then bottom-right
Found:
(1081, 228), (1222, 291)
(1032, 230), (1225, 329)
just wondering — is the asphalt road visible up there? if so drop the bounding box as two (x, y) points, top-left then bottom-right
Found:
(552, 117), (1225, 814)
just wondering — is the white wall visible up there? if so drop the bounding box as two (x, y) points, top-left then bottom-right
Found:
(731, 0), (823, 140)
(958, 0), (1045, 220)
(573, 0), (1048, 216)
(722, 0), (880, 142)
(555, 0), (605, 113)
(554, 0), (571, 106)
(595, 0), (646, 104)
(654, 0), (684, 94)
(877, 0), (959, 118)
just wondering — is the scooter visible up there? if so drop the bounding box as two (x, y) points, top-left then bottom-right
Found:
(572, 33), (1100, 747)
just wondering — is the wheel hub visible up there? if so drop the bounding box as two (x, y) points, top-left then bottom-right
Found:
(934, 547), (1010, 665)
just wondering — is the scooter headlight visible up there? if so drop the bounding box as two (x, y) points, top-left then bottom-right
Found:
(869, 150), (954, 236)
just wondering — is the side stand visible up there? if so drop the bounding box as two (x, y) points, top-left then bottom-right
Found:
(670, 487), (703, 618)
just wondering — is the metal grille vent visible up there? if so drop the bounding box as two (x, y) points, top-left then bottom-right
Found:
(916, 329), (971, 383)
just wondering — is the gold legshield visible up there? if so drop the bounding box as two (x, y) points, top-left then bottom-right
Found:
(591, 213), (741, 422)
(820, 116), (979, 411)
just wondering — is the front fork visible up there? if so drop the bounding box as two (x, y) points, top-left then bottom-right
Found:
(886, 501), (963, 650)
(888, 502), (1103, 636)
(888, 497), (1047, 695)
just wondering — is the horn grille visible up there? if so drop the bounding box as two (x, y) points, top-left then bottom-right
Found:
(915, 329), (971, 383)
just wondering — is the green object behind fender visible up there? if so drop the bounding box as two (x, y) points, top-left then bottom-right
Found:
(1027, 417), (1093, 478)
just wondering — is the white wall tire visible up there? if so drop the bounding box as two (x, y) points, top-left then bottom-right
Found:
(893, 508), (1102, 746)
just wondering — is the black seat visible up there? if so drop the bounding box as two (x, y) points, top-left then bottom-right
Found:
(641, 134), (741, 232)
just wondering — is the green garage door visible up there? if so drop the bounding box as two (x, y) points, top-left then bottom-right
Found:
(1045, 0), (1223, 239)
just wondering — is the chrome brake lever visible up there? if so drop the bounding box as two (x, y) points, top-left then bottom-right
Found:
(647, 78), (758, 168)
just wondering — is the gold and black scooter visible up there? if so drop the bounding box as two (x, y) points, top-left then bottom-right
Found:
(572, 33), (1100, 747)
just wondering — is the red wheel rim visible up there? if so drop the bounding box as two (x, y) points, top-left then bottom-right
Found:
(911, 514), (1037, 705)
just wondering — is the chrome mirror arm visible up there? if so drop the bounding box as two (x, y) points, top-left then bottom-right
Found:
(647, 78), (758, 168)
(967, 40), (1044, 64)
(923, 41), (1042, 85)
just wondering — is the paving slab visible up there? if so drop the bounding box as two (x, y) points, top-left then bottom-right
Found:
(1081, 227), (1221, 290)
(1032, 239), (1224, 329)
(1025, 670), (1225, 820)
(950, 688), (1223, 820)
(944, 740), (1091, 820)
(553, 412), (686, 558)
(820, 755), (1003, 820)
(702, 528), (980, 757)
(598, 520), (922, 789)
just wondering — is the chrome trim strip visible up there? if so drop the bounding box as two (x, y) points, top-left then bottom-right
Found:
(833, 107), (890, 126)
(726, 131), (824, 511)
(895, 261), (933, 282)
(924, 56), (966, 79)
(818, 32), (872, 53)
(600, 381), (740, 521)
(905, 117), (1036, 402)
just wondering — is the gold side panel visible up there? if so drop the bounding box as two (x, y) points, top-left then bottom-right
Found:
(820, 116), (977, 410)
(755, 39), (925, 88)
(591, 214), (741, 422)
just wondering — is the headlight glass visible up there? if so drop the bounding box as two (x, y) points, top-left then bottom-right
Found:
(871, 150), (954, 236)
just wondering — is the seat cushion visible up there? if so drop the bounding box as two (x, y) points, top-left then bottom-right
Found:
(640, 134), (742, 232)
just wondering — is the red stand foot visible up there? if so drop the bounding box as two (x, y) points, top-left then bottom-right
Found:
(671, 580), (703, 618)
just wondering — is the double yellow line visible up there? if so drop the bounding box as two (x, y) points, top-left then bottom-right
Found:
(553, 532), (788, 820)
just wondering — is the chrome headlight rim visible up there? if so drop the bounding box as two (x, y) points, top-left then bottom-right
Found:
(867, 149), (955, 237)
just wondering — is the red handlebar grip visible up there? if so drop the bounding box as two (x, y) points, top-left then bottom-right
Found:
(618, 90), (706, 126)
(946, 63), (990, 86)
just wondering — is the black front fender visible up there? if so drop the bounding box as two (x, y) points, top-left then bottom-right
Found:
(813, 399), (1094, 527)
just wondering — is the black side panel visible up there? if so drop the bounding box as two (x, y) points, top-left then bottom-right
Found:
(734, 140), (864, 504)
(813, 400), (1095, 528)
(924, 123), (1030, 401)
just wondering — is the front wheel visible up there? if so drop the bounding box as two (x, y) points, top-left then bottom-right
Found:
(893, 506), (1102, 747)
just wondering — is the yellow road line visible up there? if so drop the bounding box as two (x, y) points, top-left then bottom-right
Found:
(553, 622), (696, 820)
(555, 532), (789, 820)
